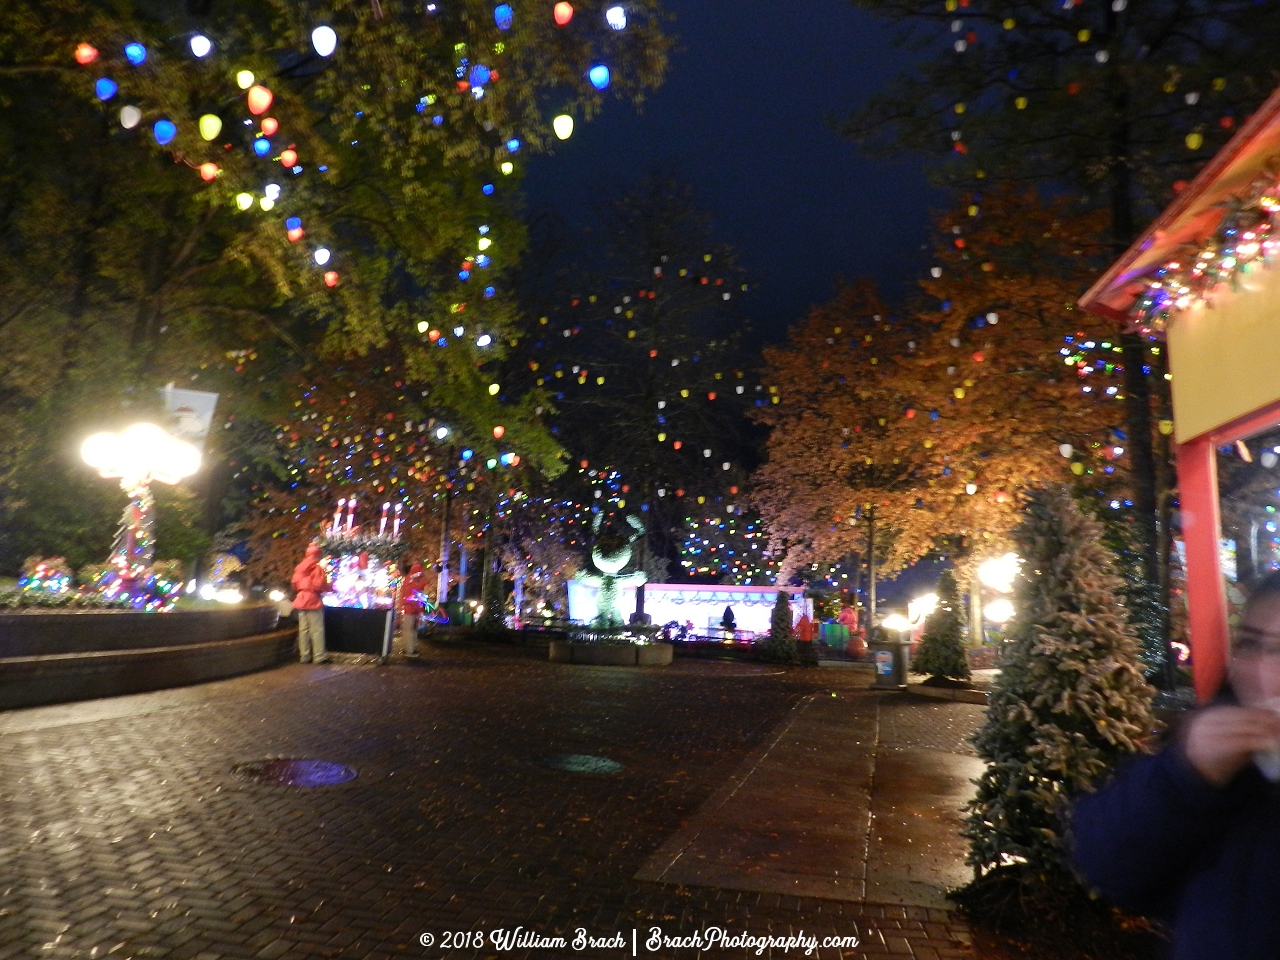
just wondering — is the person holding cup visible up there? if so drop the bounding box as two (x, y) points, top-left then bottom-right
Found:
(1071, 571), (1280, 959)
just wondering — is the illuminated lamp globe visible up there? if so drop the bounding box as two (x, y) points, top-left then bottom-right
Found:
(588, 64), (611, 89)
(199, 162), (219, 181)
(235, 70), (255, 90)
(75, 43), (98, 65)
(311, 25), (338, 57)
(554, 2), (574, 25)
(324, 271), (339, 287)
(984, 599), (1015, 624)
(279, 148), (298, 167)
(95, 77), (118, 101)
(493, 5), (514, 30)
(488, 383), (500, 395)
(253, 138), (271, 156)
(606, 5), (627, 29)
(119, 105), (142, 129)
(314, 247), (331, 266)
(500, 161), (514, 175)
(978, 552), (1020, 593)
(1058, 443), (1073, 458)
(435, 426), (449, 439)
(234, 192), (253, 210)
(881, 613), (912, 634)
(261, 117), (279, 136)
(124, 42), (147, 65)
(493, 425), (505, 439)
(198, 113), (222, 140)
(247, 85), (273, 115)
(81, 423), (201, 489)
(190, 35), (213, 58)
(964, 482), (977, 495)
(552, 114), (574, 140)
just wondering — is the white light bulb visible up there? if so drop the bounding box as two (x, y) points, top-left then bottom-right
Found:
(314, 248), (331, 265)
(119, 105), (142, 129)
(189, 35), (213, 58)
(552, 114), (574, 140)
(264, 183), (281, 200)
(311, 25), (338, 57)
(606, 5), (627, 29)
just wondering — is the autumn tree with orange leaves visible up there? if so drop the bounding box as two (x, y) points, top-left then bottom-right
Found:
(753, 187), (1133, 589)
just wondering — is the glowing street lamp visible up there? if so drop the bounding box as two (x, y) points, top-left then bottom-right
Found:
(978, 552), (1020, 594)
(81, 423), (201, 572)
(881, 613), (912, 633)
(907, 592), (939, 626)
(984, 598), (1015, 624)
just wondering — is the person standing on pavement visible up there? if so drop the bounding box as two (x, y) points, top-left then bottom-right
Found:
(1071, 571), (1280, 959)
(398, 560), (426, 658)
(291, 542), (331, 664)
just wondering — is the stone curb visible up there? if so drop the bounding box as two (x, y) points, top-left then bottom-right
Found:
(907, 682), (989, 705)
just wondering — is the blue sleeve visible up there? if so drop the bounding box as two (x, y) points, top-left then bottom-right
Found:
(1069, 744), (1237, 916)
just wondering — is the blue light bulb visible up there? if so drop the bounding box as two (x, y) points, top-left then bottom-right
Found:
(285, 217), (302, 230)
(505, 138), (520, 153)
(124, 42), (147, 65)
(469, 64), (490, 87)
(494, 4), (513, 30)
(482, 183), (494, 195)
(462, 449), (474, 460)
(152, 119), (177, 145)
(95, 77), (118, 100)
(254, 138), (271, 156)
(588, 64), (611, 90)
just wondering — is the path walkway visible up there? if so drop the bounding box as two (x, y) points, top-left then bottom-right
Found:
(0, 644), (983, 959)
(638, 690), (983, 910)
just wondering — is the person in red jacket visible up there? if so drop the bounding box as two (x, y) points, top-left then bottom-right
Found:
(398, 560), (426, 658)
(291, 542), (331, 664)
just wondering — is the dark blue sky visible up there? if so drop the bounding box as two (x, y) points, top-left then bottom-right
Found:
(522, 0), (944, 344)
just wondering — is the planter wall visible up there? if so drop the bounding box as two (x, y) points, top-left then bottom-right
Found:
(548, 641), (673, 666)
(0, 628), (297, 711)
(0, 604), (279, 658)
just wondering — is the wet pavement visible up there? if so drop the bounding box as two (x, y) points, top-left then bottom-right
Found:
(0, 643), (981, 959)
(636, 691), (983, 908)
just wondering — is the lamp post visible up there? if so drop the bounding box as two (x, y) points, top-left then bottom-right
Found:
(81, 423), (201, 577)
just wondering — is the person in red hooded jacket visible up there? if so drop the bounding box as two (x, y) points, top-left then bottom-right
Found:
(397, 560), (426, 658)
(292, 543), (331, 663)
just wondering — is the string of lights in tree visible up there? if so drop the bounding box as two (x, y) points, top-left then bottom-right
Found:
(70, 2), (636, 317)
(678, 510), (779, 584)
(941, 1), (1235, 166)
(524, 269), (757, 490)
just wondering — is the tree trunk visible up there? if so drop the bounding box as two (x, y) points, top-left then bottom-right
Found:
(437, 488), (451, 605)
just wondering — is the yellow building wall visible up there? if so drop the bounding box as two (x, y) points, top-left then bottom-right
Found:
(1169, 260), (1280, 442)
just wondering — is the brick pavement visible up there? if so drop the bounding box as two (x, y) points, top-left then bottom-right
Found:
(0, 644), (979, 960)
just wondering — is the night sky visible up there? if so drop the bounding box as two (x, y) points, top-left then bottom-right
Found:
(522, 0), (946, 345)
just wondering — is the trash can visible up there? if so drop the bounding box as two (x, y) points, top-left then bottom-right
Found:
(870, 635), (910, 690)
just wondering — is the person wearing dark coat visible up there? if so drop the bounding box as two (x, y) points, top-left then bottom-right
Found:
(1071, 571), (1280, 960)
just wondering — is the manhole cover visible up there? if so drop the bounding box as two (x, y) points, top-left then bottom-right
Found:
(541, 754), (624, 775)
(231, 759), (358, 787)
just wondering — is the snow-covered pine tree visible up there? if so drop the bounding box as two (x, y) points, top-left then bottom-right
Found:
(912, 571), (971, 683)
(964, 485), (1155, 878)
(760, 591), (797, 663)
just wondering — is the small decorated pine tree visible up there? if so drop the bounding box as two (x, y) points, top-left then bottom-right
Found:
(962, 485), (1155, 884)
(912, 571), (970, 683)
(760, 591), (797, 663)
